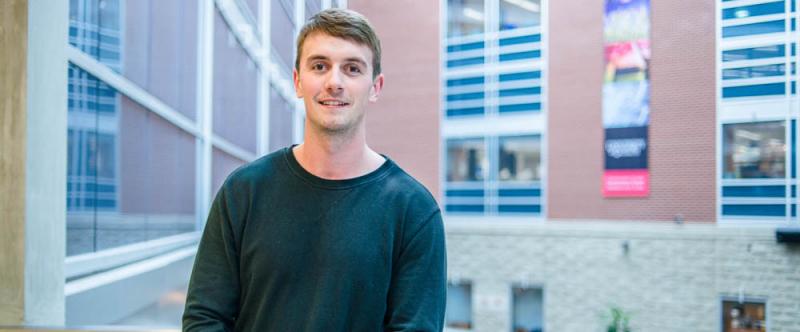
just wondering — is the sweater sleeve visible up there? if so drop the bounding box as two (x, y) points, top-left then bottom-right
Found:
(384, 210), (447, 332)
(183, 187), (241, 332)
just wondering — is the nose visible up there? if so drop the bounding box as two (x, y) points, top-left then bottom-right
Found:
(324, 67), (344, 93)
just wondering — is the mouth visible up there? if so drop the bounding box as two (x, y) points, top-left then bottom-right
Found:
(317, 99), (350, 108)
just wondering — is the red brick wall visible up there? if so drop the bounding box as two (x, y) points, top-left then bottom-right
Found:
(547, 0), (716, 222)
(349, 0), (441, 200)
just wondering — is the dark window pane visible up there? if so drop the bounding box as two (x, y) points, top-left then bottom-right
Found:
(723, 121), (786, 179)
(447, 139), (486, 181)
(499, 135), (541, 181)
(723, 83), (785, 98)
(722, 300), (767, 332)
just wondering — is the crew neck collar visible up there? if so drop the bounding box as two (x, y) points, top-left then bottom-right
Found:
(283, 145), (394, 190)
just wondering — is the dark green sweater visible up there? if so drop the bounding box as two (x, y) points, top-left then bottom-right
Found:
(183, 147), (446, 331)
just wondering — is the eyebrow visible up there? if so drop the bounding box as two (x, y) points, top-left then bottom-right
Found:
(305, 54), (368, 67)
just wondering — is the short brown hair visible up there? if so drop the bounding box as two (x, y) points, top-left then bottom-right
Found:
(295, 8), (382, 78)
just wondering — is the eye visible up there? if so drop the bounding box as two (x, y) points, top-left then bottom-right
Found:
(345, 64), (362, 74)
(311, 62), (327, 71)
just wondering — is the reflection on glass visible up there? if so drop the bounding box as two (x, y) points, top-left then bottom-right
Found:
(212, 148), (247, 196)
(723, 121), (785, 179)
(67, 67), (197, 256)
(306, 0), (322, 20)
(448, 0), (484, 37)
(447, 139), (486, 182)
(269, 88), (296, 152)
(69, 0), (122, 70)
(499, 135), (541, 181)
(70, 0), (199, 120)
(213, 10), (259, 154)
(722, 300), (766, 332)
(445, 282), (473, 330)
(273, 0), (296, 70)
(513, 287), (544, 332)
(500, 0), (541, 30)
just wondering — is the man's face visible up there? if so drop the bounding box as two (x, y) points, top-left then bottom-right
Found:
(293, 32), (384, 135)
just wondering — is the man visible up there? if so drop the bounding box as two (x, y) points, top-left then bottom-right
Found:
(182, 8), (446, 332)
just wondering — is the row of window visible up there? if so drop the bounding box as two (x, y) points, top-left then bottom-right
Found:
(446, 281), (766, 332)
(719, 0), (800, 219)
(447, 282), (544, 332)
(447, 0), (542, 37)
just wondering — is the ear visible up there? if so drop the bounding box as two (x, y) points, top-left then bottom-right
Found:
(293, 68), (303, 98)
(368, 73), (385, 102)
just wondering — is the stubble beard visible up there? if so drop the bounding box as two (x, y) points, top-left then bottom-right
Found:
(307, 105), (366, 141)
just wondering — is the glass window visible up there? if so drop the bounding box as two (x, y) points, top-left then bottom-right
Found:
(447, 139), (486, 182)
(513, 287), (544, 332)
(722, 300), (766, 332)
(500, 0), (541, 30)
(723, 63), (786, 80)
(269, 88), (296, 152)
(69, 0), (199, 120)
(272, 0), (296, 70)
(723, 121), (786, 179)
(723, 20), (785, 38)
(213, 9), (259, 154)
(722, 1), (785, 20)
(448, 0), (484, 37)
(445, 282), (473, 330)
(212, 148), (247, 196)
(67, 65), (197, 256)
(306, 0), (322, 20)
(499, 136), (541, 181)
(723, 45), (785, 62)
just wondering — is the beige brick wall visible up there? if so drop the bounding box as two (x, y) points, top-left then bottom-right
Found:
(547, 0), (717, 222)
(445, 221), (800, 332)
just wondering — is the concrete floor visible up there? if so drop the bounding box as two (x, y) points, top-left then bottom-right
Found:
(113, 284), (188, 328)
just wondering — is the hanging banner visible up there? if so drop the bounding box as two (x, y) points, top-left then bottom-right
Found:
(603, 0), (651, 197)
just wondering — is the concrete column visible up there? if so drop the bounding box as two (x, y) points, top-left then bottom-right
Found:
(0, 0), (68, 325)
(0, 0), (30, 324)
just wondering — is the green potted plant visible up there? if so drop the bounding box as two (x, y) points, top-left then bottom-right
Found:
(606, 306), (631, 332)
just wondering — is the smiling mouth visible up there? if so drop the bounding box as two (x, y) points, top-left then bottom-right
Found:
(318, 100), (350, 107)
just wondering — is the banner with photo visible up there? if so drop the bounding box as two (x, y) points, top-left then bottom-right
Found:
(603, 0), (650, 197)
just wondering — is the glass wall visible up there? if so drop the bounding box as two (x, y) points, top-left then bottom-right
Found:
(443, 0), (546, 216)
(67, 0), (199, 256)
(65, 0), (317, 326)
(718, 0), (800, 221)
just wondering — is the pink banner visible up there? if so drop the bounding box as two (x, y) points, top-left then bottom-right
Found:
(603, 169), (649, 197)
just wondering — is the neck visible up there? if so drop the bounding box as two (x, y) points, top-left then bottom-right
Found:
(293, 124), (385, 180)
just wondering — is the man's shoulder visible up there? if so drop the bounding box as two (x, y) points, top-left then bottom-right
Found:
(221, 148), (287, 190)
(382, 161), (440, 214)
